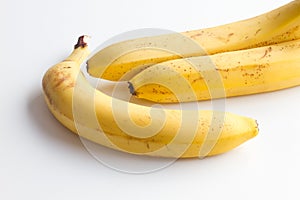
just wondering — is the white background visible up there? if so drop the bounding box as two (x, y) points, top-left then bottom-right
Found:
(1, 0), (299, 199)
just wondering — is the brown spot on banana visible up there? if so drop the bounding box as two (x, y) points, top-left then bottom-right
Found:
(216, 32), (235, 43)
(54, 74), (71, 88)
(260, 46), (272, 59)
(255, 28), (262, 36)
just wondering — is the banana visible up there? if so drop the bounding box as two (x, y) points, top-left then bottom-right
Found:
(128, 39), (300, 103)
(42, 36), (258, 158)
(87, 0), (300, 81)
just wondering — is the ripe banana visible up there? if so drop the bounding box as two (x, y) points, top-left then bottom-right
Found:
(87, 0), (300, 81)
(42, 36), (258, 158)
(128, 39), (300, 103)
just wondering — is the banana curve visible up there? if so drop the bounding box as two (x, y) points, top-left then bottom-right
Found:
(42, 36), (259, 158)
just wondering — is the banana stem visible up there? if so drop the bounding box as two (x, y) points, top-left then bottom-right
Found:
(64, 35), (90, 65)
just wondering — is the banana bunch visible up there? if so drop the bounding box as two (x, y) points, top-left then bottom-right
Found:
(42, 1), (300, 159)
(42, 36), (258, 158)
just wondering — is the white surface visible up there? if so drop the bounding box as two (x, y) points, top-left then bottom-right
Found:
(1, 0), (299, 199)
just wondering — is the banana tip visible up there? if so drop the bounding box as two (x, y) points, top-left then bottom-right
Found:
(128, 82), (136, 95)
(254, 119), (259, 136)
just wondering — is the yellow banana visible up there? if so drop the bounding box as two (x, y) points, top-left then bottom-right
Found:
(87, 0), (300, 81)
(42, 36), (258, 158)
(128, 39), (300, 103)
